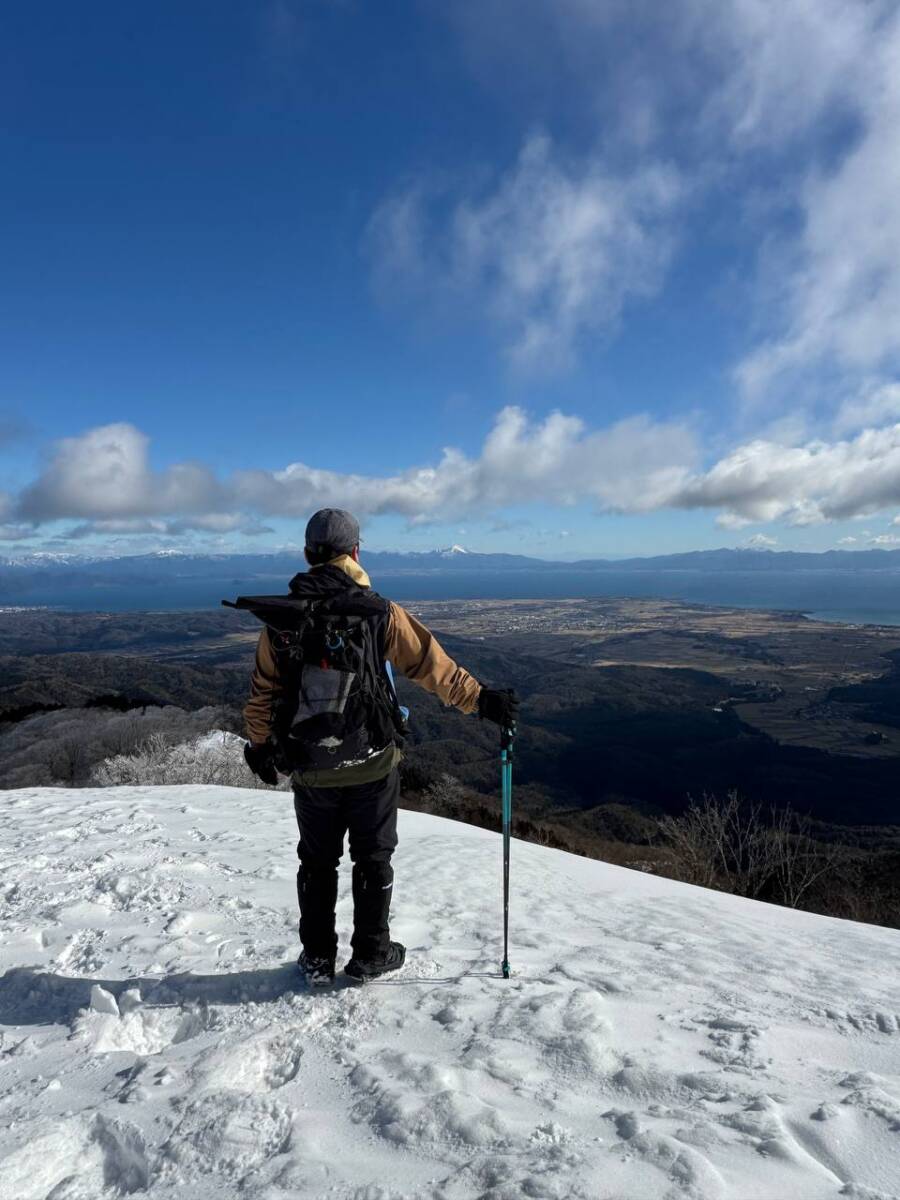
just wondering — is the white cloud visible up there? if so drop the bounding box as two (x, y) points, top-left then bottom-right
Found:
(62, 514), (272, 540)
(443, 0), (876, 151)
(162, 514), (272, 536)
(671, 425), (900, 526)
(700, 0), (876, 146)
(15, 413), (900, 540)
(834, 383), (900, 436)
(235, 406), (698, 519)
(64, 519), (171, 539)
(715, 512), (753, 531)
(722, 4), (900, 397)
(431, 1), (900, 400)
(837, 536), (858, 545)
(17, 424), (224, 522)
(11, 411), (697, 531)
(868, 533), (900, 547)
(743, 533), (778, 548)
(367, 135), (682, 371)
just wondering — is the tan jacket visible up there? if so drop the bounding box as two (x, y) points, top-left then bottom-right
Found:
(243, 555), (481, 783)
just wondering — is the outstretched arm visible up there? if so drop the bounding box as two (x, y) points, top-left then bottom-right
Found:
(386, 602), (481, 714)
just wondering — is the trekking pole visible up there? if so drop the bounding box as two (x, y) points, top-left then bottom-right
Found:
(500, 722), (515, 979)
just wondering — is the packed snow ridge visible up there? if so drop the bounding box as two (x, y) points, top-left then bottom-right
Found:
(1, 785), (898, 1200)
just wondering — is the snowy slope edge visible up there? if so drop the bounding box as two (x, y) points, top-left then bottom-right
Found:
(0, 785), (898, 1200)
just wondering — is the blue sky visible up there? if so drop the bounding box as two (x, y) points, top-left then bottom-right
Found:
(2, 0), (899, 559)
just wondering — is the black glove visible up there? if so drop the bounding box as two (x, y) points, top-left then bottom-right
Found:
(244, 741), (279, 786)
(477, 687), (520, 728)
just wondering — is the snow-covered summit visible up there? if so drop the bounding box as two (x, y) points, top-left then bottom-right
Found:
(2, 550), (95, 568)
(1, 785), (898, 1199)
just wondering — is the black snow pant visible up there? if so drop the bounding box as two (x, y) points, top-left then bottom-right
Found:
(292, 768), (399, 962)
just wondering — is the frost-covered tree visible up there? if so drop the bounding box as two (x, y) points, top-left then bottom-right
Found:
(92, 729), (290, 790)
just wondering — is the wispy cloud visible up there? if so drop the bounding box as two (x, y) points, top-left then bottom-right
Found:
(699, 0), (875, 146)
(732, 5), (900, 399)
(367, 136), (682, 371)
(834, 383), (900, 436)
(62, 515), (274, 540)
(402, 1), (900, 405)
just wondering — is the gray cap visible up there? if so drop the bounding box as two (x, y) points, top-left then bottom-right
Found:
(305, 508), (360, 555)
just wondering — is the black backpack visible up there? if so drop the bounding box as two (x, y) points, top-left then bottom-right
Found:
(224, 565), (406, 774)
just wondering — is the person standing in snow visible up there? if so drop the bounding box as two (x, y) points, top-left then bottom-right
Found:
(242, 508), (519, 985)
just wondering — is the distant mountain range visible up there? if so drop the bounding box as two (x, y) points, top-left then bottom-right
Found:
(3, 545), (900, 590)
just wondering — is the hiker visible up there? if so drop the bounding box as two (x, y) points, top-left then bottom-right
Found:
(241, 508), (520, 985)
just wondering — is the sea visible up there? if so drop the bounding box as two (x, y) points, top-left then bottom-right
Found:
(3, 568), (900, 625)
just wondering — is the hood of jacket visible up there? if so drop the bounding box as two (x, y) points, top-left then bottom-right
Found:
(287, 554), (372, 596)
(318, 554), (371, 588)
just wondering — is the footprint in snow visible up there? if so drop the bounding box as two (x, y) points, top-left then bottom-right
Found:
(348, 1049), (511, 1151)
(603, 1108), (727, 1200)
(486, 980), (618, 1077)
(158, 1092), (294, 1184)
(697, 1011), (769, 1073)
(824, 1008), (900, 1037)
(191, 1028), (305, 1094)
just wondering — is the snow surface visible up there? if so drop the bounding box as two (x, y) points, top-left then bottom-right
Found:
(1, 785), (898, 1200)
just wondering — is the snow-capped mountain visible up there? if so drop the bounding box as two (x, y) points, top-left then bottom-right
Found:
(1, 785), (898, 1199)
(1, 551), (98, 568)
(7, 545), (900, 579)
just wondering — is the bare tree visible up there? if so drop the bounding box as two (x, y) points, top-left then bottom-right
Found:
(658, 792), (770, 895)
(659, 792), (843, 910)
(532, 823), (555, 848)
(658, 799), (718, 889)
(767, 805), (841, 909)
(50, 736), (88, 785)
(102, 713), (148, 757)
(423, 773), (466, 817)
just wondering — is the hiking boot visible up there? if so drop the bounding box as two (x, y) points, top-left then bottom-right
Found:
(298, 950), (335, 986)
(344, 941), (406, 983)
